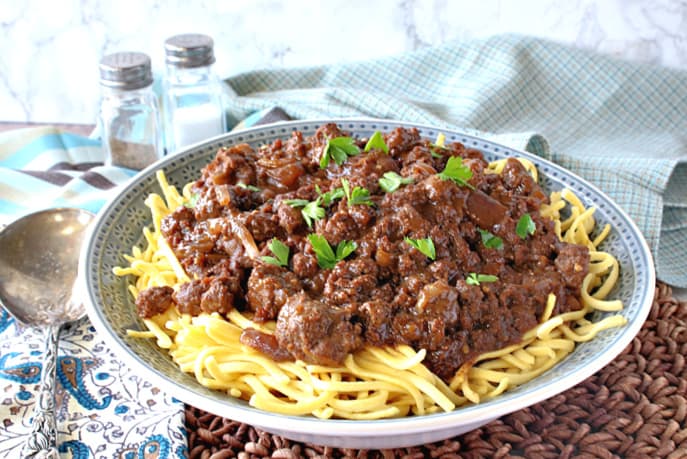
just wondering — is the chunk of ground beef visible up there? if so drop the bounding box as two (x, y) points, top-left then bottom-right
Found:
(555, 243), (590, 288)
(246, 263), (302, 322)
(275, 293), (362, 366)
(173, 276), (241, 317)
(135, 286), (174, 318)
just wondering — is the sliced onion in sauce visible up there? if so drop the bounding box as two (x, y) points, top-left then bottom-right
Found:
(207, 216), (260, 259)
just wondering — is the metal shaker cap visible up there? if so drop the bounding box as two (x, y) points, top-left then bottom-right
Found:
(99, 52), (153, 90)
(164, 33), (215, 68)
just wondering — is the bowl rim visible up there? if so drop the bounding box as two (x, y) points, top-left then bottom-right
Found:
(79, 117), (655, 439)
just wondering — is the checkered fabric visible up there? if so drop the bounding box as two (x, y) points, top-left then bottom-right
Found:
(223, 34), (686, 287)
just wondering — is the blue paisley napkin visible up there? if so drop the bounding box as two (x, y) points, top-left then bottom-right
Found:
(0, 316), (185, 458)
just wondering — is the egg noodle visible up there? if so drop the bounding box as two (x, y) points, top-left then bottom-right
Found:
(114, 157), (626, 420)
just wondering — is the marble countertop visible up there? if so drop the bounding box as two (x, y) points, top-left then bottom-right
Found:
(1, 0), (686, 124)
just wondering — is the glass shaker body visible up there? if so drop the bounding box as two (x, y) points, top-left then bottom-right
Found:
(98, 52), (164, 170)
(163, 34), (226, 153)
(99, 85), (163, 170)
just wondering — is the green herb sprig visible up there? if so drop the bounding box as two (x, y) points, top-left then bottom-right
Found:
(341, 179), (374, 207)
(378, 171), (413, 193)
(364, 131), (389, 153)
(307, 234), (357, 269)
(437, 156), (474, 189)
(478, 228), (503, 250)
(466, 273), (499, 286)
(320, 136), (360, 169)
(261, 238), (290, 267)
(516, 213), (536, 239)
(404, 236), (436, 260)
(316, 185), (345, 207)
(284, 198), (325, 228)
(283, 182), (353, 227)
(283, 198), (309, 208)
(430, 148), (444, 159)
(184, 193), (200, 208)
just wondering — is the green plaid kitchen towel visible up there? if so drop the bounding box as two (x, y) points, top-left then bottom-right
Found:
(223, 34), (686, 287)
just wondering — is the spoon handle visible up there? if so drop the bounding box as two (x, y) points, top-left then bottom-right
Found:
(22, 323), (61, 459)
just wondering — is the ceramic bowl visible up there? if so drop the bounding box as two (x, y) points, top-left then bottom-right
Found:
(80, 119), (655, 449)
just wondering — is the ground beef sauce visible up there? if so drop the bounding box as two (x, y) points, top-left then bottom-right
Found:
(136, 124), (590, 382)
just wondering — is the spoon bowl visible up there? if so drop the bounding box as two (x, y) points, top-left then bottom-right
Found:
(0, 208), (94, 458)
(0, 208), (93, 326)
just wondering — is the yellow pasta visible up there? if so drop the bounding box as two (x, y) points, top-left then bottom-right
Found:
(115, 158), (626, 419)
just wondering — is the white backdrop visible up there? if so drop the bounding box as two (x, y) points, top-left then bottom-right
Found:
(0, 0), (685, 123)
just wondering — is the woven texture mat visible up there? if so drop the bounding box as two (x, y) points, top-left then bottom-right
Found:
(185, 283), (687, 459)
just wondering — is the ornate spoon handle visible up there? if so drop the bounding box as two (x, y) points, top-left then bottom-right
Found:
(22, 323), (61, 459)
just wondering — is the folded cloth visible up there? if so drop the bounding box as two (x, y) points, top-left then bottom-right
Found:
(223, 34), (687, 288)
(0, 127), (135, 224)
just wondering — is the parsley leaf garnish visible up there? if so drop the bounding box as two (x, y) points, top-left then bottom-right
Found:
(364, 131), (389, 153)
(404, 236), (436, 260)
(237, 182), (260, 192)
(184, 193), (199, 208)
(478, 228), (503, 250)
(466, 273), (499, 286)
(284, 198), (325, 228)
(283, 198), (309, 208)
(341, 179), (374, 207)
(320, 136), (360, 169)
(302, 201), (325, 227)
(261, 238), (290, 267)
(516, 213), (536, 239)
(378, 171), (414, 193)
(307, 234), (357, 269)
(335, 240), (357, 261)
(316, 185), (345, 207)
(438, 156), (474, 189)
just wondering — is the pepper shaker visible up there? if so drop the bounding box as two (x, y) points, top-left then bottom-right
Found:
(162, 33), (226, 153)
(98, 52), (164, 170)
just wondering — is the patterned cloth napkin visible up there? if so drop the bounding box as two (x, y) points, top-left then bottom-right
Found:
(0, 33), (685, 458)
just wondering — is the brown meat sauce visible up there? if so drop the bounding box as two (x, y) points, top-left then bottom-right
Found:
(136, 124), (589, 382)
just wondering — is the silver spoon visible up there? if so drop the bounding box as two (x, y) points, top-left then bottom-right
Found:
(0, 208), (94, 459)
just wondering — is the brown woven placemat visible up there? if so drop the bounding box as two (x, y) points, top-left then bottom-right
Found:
(185, 283), (687, 459)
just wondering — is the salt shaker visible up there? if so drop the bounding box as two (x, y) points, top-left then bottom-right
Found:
(162, 33), (226, 152)
(98, 52), (164, 170)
